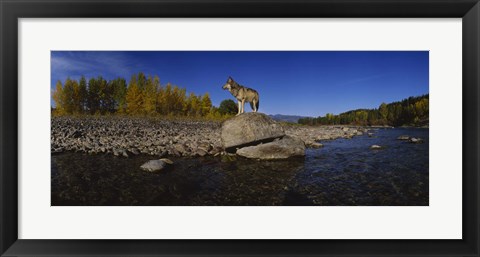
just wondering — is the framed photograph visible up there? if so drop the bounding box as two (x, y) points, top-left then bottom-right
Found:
(1, 0), (479, 256)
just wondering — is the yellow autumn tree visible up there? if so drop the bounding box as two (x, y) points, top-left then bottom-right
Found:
(163, 83), (173, 115)
(156, 85), (165, 115)
(200, 93), (212, 116)
(156, 82), (173, 115)
(52, 81), (66, 115)
(71, 79), (84, 114)
(62, 78), (75, 114)
(143, 75), (157, 115)
(171, 85), (186, 115)
(186, 92), (201, 117)
(126, 76), (143, 115)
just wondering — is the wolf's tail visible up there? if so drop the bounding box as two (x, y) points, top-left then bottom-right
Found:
(250, 98), (260, 111)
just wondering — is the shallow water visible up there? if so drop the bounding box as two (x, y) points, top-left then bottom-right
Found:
(51, 128), (428, 206)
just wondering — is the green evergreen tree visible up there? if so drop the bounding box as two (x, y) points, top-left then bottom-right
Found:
(78, 76), (88, 113)
(112, 77), (127, 113)
(218, 99), (237, 115)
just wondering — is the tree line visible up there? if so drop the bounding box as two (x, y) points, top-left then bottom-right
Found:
(52, 72), (238, 119)
(298, 94), (429, 127)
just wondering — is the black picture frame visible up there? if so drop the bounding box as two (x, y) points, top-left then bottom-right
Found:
(1, 0), (479, 256)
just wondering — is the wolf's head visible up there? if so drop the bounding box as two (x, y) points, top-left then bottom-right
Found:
(222, 76), (234, 90)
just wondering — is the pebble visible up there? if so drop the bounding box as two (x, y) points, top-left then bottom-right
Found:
(52, 117), (372, 158)
(51, 116), (223, 158)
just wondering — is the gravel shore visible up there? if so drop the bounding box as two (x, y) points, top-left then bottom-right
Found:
(51, 116), (370, 157)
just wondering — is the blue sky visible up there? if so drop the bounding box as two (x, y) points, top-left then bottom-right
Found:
(51, 51), (428, 117)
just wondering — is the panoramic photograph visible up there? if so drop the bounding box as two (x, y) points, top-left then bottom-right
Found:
(51, 51), (429, 206)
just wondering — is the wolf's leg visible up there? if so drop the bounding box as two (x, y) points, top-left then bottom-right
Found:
(241, 99), (245, 114)
(253, 99), (257, 112)
(237, 100), (241, 116)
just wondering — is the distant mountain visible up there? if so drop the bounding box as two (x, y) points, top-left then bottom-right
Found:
(269, 114), (310, 123)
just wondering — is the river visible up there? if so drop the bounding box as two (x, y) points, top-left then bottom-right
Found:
(51, 128), (428, 206)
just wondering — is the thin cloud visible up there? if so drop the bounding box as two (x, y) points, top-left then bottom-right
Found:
(51, 51), (136, 80)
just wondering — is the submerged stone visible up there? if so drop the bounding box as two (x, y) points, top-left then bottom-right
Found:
(140, 159), (170, 172)
(409, 137), (424, 144)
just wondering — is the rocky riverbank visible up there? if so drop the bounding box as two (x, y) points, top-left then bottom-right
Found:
(51, 116), (371, 158)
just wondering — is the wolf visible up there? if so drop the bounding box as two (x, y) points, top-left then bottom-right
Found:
(222, 76), (260, 115)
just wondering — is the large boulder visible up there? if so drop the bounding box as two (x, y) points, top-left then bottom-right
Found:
(221, 112), (285, 151)
(236, 136), (305, 160)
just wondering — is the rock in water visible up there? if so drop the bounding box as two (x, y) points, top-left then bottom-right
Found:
(236, 136), (305, 160)
(221, 112), (285, 151)
(160, 158), (174, 164)
(397, 135), (410, 140)
(370, 145), (382, 149)
(409, 137), (424, 144)
(307, 141), (324, 148)
(140, 159), (169, 172)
